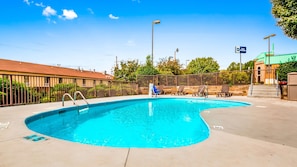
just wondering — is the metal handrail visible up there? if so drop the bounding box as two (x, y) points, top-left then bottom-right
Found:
(74, 91), (89, 106)
(250, 71), (253, 96)
(62, 93), (76, 106)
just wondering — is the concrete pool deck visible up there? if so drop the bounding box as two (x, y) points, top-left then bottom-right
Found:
(1, 95), (297, 167)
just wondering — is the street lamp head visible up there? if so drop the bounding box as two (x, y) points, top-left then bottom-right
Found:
(153, 20), (161, 24)
(264, 34), (276, 40)
(176, 48), (179, 52)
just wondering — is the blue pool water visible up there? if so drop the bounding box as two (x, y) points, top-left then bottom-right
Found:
(25, 98), (249, 148)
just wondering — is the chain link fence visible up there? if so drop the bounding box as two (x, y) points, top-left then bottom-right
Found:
(137, 70), (256, 87)
(1, 69), (279, 106)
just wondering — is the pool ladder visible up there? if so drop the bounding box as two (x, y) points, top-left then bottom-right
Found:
(62, 91), (89, 114)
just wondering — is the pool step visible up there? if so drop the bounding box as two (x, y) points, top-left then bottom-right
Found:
(248, 85), (280, 98)
(78, 107), (89, 114)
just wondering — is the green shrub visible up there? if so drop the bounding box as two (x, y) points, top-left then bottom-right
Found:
(278, 56), (297, 81)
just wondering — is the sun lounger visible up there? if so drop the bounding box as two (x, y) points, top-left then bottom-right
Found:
(156, 85), (164, 95)
(217, 84), (232, 97)
(171, 86), (178, 95)
(177, 86), (185, 95)
(192, 85), (208, 97)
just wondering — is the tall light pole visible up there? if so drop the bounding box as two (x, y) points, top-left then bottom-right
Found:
(152, 20), (160, 66)
(264, 34), (276, 68)
(264, 34), (276, 84)
(185, 59), (189, 68)
(174, 48), (179, 61)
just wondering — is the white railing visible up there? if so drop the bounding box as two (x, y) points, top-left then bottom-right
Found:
(62, 91), (89, 114)
(74, 91), (89, 106)
(62, 93), (76, 106)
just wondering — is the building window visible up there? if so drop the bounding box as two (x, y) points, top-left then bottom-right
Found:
(257, 67), (261, 75)
(24, 76), (29, 86)
(59, 78), (63, 84)
(93, 80), (96, 86)
(73, 79), (76, 84)
(100, 80), (103, 84)
(83, 79), (86, 86)
(257, 67), (261, 83)
(44, 77), (50, 87)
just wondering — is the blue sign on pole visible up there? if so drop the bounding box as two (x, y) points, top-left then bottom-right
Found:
(240, 46), (246, 53)
(235, 46), (246, 71)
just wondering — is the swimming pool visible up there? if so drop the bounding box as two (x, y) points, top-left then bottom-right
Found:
(25, 98), (249, 148)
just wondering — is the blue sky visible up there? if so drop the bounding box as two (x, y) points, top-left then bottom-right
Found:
(0, 0), (296, 74)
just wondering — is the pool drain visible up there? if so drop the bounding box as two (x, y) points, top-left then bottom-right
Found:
(24, 134), (48, 142)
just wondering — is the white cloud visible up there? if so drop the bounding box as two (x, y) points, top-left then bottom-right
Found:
(109, 14), (119, 20)
(126, 40), (136, 47)
(42, 6), (57, 17)
(23, 0), (29, 5)
(132, 0), (141, 3)
(87, 8), (94, 15)
(46, 18), (57, 24)
(61, 9), (78, 20)
(24, 1), (78, 22)
(23, 0), (33, 5)
(35, 2), (45, 8)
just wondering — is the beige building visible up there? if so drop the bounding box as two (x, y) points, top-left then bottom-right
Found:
(0, 58), (113, 88)
(0, 59), (141, 106)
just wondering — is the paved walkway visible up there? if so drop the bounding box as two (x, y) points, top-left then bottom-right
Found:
(0, 95), (297, 167)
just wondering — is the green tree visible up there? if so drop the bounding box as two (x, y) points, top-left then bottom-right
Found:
(219, 70), (233, 84)
(272, 0), (297, 39)
(113, 59), (140, 81)
(136, 55), (159, 75)
(156, 57), (183, 75)
(227, 60), (254, 71)
(243, 60), (254, 70)
(278, 56), (297, 81)
(187, 57), (220, 74)
(233, 71), (249, 84)
(227, 62), (240, 71)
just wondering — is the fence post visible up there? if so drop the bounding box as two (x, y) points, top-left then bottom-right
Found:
(120, 82), (123, 96)
(108, 81), (111, 96)
(248, 70), (253, 96)
(48, 78), (51, 102)
(9, 75), (13, 105)
(216, 72), (218, 85)
(251, 70), (253, 85)
(166, 75), (168, 86)
(233, 72), (235, 85)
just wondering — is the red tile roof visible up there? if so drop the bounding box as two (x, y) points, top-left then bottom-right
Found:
(0, 59), (113, 80)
